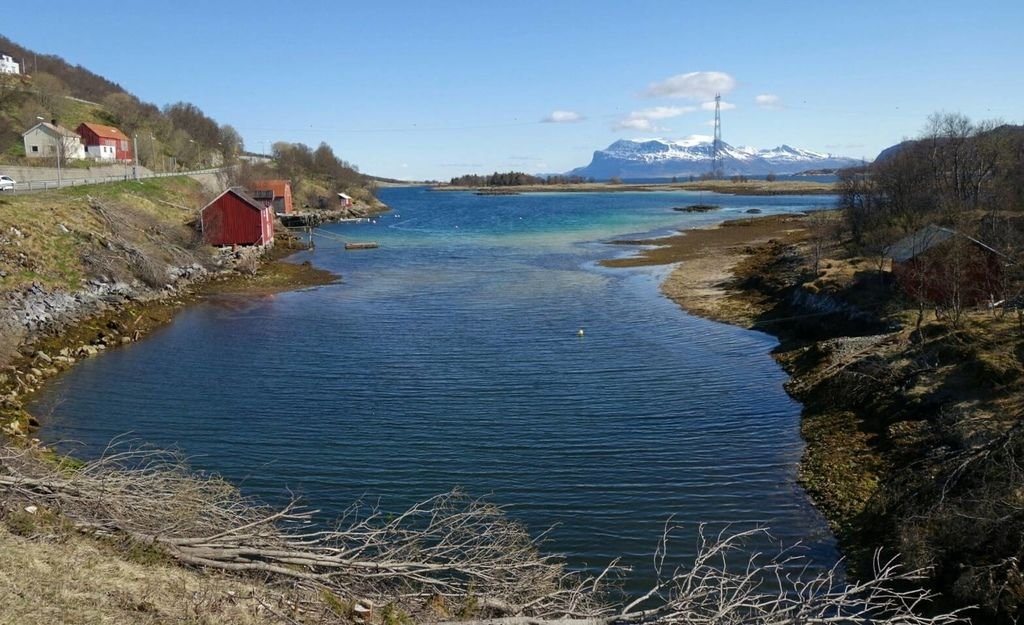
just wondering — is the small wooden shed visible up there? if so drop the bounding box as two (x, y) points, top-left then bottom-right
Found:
(338, 192), (353, 208)
(250, 179), (294, 214)
(201, 188), (275, 247)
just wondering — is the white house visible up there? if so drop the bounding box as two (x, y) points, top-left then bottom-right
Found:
(22, 122), (86, 161)
(0, 55), (19, 75)
(86, 143), (117, 161)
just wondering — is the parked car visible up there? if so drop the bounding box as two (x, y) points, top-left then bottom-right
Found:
(0, 175), (15, 191)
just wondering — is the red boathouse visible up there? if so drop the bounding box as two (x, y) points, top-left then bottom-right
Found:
(200, 187), (275, 247)
(250, 179), (294, 214)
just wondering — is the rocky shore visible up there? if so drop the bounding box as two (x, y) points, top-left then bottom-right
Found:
(609, 211), (1024, 621)
(0, 241), (337, 442)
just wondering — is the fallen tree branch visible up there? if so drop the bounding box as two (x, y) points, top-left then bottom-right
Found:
(0, 443), (968, 624)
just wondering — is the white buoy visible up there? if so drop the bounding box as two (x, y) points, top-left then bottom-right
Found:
(577, 328), (585, 337)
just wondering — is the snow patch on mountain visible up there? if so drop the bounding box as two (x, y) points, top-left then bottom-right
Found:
(569, 137), (862, 179)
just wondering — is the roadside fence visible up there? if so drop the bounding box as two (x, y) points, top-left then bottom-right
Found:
(3, 167), (226, 194)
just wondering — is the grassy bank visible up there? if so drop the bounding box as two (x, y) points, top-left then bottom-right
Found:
(0, 176), (337, 434)
(433, 179), (837, 196)
(0, 178), (343, 623)
(0, 177), (210, 292)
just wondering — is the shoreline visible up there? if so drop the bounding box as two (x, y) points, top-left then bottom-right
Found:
(433, 179), (837, 196)
(600, 212), (873, 557)
(601, 214), (810, 325)
(1, 243), (339, 444)
(3, 194), (1002, 619)
(607, 207), (1023, 622)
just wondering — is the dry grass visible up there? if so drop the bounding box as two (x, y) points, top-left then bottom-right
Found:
(0, 525), (301, 625)
(0, 442), (967, 625)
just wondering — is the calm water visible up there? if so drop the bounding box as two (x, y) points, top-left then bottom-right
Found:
(33, 187), (839, 589)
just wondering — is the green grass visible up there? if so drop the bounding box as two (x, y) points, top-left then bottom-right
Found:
(0, 176), (207, 292)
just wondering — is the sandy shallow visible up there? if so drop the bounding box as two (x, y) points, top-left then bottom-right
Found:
(601, 214), (809, 324)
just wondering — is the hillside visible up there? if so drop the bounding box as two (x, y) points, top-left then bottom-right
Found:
(0, 34), (126, 102)
(0, 35), (382, 211)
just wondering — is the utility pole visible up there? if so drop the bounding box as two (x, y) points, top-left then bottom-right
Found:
(133, 134), (139, 179)
(712, 93), (723, 179)
(37, 116), (62, 188)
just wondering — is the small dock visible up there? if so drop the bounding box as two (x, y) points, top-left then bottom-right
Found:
(344, 241), (379, 250)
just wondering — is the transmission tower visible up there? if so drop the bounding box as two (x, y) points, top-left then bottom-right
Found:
(712, 93), (723, 178)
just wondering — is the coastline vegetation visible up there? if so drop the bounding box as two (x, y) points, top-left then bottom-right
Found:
(447, 171), (591, 187)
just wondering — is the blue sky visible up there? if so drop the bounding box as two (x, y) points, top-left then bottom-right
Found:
(4, 1), (1022, 180)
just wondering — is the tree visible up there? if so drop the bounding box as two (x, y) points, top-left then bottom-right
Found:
(164, 101), (220, 149)
(101, 92), (146, 131)
(807, 210), (838, 276)
(217, 124), (243, 163)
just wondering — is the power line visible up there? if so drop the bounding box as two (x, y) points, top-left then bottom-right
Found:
(712, 93), (723, 178)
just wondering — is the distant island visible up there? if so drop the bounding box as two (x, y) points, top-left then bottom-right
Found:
(436, 174), (838, 196)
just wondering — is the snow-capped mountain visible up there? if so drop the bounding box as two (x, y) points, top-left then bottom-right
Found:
(568, 137), (862, 179)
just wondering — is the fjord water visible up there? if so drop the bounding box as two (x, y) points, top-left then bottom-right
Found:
(34, 187), (838, 587)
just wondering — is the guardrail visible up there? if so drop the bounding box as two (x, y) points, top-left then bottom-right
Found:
(2, 168), (226, 194)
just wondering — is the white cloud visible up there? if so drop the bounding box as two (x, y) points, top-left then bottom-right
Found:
(755, 94), (783, 110)
(542, 110), (584, 123)
(644, 71), (736, 100)
(636, 105), (696, 120)
(614, 106), (695, 131)
(615, 118), (666, 132)
(700, 100), (736, 111)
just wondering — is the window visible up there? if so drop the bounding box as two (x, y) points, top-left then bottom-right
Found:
(31, 145), (38, 153)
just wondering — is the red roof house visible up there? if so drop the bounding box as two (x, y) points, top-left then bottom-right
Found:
(77, 122), (132, 161)
(250, 179), (294, 214)
(200, 188), (275, 247)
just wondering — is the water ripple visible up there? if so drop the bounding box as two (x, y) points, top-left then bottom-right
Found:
(34, 186), (837, 592)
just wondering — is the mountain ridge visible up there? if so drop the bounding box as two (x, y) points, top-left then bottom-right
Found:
(569, 137), (863, 180)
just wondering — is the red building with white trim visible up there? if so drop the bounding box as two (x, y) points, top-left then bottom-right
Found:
(77, 122), (132, 161)
(201, 188), (275, 247)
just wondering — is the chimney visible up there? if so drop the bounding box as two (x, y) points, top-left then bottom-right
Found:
(51, 119), (58, 127)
